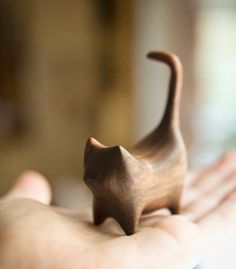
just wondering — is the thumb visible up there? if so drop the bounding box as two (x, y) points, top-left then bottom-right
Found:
(4, 171), (52, 205)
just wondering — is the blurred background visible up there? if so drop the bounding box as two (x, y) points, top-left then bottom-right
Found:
(1, 0), (236, 267)
(0, 0), (236, 199)
(0, 0), (236, 202)
(0, 0), (236, 214)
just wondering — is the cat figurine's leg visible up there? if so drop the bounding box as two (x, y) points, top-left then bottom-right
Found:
(114, 207), (142, 235)
(169, 204), (179, 215)
(93, 200), (108, 225)
(93, 199), (142, 235)
(169, 193), (182, 214)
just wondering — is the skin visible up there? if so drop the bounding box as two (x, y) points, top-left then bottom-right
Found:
(1, 152), (236, 268)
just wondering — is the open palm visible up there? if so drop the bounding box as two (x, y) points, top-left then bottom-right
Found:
(1, 153), (236, 269)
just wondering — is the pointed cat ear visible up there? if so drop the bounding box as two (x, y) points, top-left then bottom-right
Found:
(85, 139), (138, 164)
(115, 146), (143, 183)
(116, 146), (141, 167)
(117, 146), (134, 161)
(84, 137), (105, 163)
(86, 137), (105, 150)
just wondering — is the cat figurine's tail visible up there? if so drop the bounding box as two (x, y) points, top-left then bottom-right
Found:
(147, 51), (183, 129)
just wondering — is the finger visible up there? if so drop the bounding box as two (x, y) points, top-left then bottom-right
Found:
(181, 173), (200, 209)
(181, 172), (236, 221)
(196, 189), (236, 249)
(189, 152), (236, 190)
(181, 165), (219, 209)
(4, 171), (52, 205)
(181, 152), (236, 209)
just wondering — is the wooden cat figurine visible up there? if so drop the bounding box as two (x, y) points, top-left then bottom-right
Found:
(83, 51), (187, 235)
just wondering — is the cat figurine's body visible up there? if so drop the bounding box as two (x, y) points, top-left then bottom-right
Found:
(83, 51), (187, 235)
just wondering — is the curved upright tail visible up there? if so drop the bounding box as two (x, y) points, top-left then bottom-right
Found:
(147, 51), (183, 128)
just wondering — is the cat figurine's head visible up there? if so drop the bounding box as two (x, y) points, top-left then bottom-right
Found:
(83, 137), (143, 196)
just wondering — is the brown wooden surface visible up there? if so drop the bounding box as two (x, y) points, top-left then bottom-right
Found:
(83, 51), (187, 235)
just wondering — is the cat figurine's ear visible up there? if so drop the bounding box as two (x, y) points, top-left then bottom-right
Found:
(84, 137), (104, 162)
(84, 138), (141, 182)
(116, 145), (143, 178)
(85, 137), (105, 151)
(85, 137), (135, 163)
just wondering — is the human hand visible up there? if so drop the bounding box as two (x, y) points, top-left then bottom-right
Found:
(1, 153), (236, 269)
